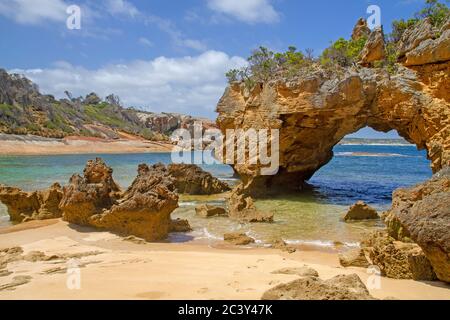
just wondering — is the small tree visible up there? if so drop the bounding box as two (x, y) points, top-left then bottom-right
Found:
(415, 0), (450, 28)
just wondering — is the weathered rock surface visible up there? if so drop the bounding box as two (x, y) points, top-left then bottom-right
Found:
(339, 248), (370, 268)
(344, 201), (379, 221)
(271, 266), (319, 278)
(227, 185), (274, 223)
(351, 18), (371, 41)
(261, 274), (376, 300)
(268, 238), (296, 253)
(60, 159), (179, 241)
(167, 164), (230, 195)
(405, 29), (450, 66)
(170, 219), (192, 233)
(195, 204), (227, 218)
(383, 168), (450, 282)
(362, 232), (436, 281)
(397, 18), (435, 58)
(224, 233), (255, 246)
(360, 27), (386, 65)
(0, 183), (63, 222)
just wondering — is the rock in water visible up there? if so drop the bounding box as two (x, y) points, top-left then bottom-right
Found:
(262, 274), (376, 300)
(0, 183), (63, 222)
(383, 168), (450, 283)
(195, 204), (227, 218)
(170, 219), (192, 233)
(339, 248), (370, 268)
(344, 201), (379, 221)
(60, 159), (179, 242)
(362, 232), (436, 281)
(167, 164), (230, 195)
(224, 233), (255, 246)
(88, 164), (179, 241)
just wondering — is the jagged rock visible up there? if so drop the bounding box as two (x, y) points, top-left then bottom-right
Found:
(0, 183), (63, 222)
(170, 219), (192, 233)
(360, 27), (386, 65)
(227, 185), (274, 223)
(269, 238), (296, 253)
(352, 18), (371, 41)
(339, 248), (370, 268)
(405, 29), (450, 66)
(195, 204), (227, 218)
(261, 274), (376, 300)
(271, 266), (319, 278)
(88, 164), (179, 241)
(383, 168), (450, 282)
(59, 158), (121, 226)
(397, 18), (435, 58)
(224, 233), (255, 246)
(167, 164), (230, 195)
(362, 232), (436, 281)
(344, 201), (379, 221)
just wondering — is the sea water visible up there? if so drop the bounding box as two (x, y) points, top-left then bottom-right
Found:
(0, 144), (431, 248)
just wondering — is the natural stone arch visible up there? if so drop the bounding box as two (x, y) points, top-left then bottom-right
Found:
(216, 63), (450, 197)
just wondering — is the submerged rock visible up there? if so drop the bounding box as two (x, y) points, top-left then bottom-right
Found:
(262, 274), (376, 300)
(195, 204), (227, 218)
(0, 183), (63, 222)
(344, 201), (379, 221)
(362, 232), (436, 281)
(224, 233), (255, 246)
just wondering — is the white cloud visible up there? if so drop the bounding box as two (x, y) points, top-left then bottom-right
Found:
(105, 0), (139, 18)
(0, 0), (69, 25)
(138, 37), (153, 47)
(207, 0), (280, 24)
(11, 51), (247, 118)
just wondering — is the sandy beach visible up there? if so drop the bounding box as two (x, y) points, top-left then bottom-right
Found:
(0, 220), (448, 300)
(0, 134), (174, 156)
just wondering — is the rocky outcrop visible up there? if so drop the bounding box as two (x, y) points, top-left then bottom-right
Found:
(224, 233), (255, 245)
(383, 168), (450, 282)
(397, 18), (435, 58)
(268, 238), (296, 253)
(261, 274), (376, 300)
(228, 185), (274, 223)
(344, 201), (379, 221)
(351, 18), (371, 41)
(0, 183), (63, 222)
(195, 204), (227, 218)
(60, 159), (179, 241)
(339, 248), (370, 268)
(362, 232), (436, 281)
(360, 27), (386, 65)
(405, 29), (450, 66)
(167, 164), (230, 195)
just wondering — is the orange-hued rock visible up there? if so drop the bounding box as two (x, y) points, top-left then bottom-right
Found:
(405, 29), (450, 66)
(0, 183), (63, 222)
(360, 27), (386, 65)
(344, 201), (379, 221)
(351, 18), (371, 41)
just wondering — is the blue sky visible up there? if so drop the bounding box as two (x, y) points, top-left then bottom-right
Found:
(0, 0), (428, 138)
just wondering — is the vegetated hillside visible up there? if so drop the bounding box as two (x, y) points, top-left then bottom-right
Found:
(0, 69), (213, 140)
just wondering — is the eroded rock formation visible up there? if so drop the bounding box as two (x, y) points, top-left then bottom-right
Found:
(344, 201), (379, 221)
(0, 183), (63, 222)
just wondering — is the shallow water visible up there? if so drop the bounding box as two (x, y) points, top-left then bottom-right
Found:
(0, 145), (432, 248)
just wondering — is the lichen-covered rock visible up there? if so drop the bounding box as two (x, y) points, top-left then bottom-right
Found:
(261, 274), (376, 300)
(88, 164), (179, 241)
(383, 168), (450, 282)
(362, 232), (436, 281)
(0, 183), (63, 222)
(195, 204), (227, 218)
(339, 248), (370, 268)
(360, 27), (386, 65)
(167, 163), (230, 195)
(344, 201), (379, 221)
(59, 158), (121, 226)
(224, 233), (255, 246)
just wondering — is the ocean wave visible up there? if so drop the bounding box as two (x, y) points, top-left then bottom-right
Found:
(335, 152), (415, 158)
(285, 239), (360, 248)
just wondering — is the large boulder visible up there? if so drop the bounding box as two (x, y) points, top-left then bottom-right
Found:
(60, 159), (179, 241)
(0, 183), (63, 222)
(344, 201), (379, 221)
(383, 168), (450, 282)
(261, 274), (376, 300)
(405, 29), (450, 66)
(362, 232), (436, 281)
(167, 164), (230, 195)
(339, 248), (370, 268)
(360, 27), (386, 65)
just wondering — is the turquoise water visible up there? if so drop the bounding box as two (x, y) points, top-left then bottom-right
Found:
(0, 145), (431, 246)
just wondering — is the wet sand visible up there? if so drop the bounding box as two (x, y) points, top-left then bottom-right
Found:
(0, 220), (448, 300)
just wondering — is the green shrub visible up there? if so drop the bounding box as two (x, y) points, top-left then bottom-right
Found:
(320, 37), (367, 67)
(415, 0), (450, 28)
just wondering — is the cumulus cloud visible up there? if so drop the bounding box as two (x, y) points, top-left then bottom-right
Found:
(207, 0), (280, 24)
(11, 51), (247, 118)
(0, 0), (69, 25)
